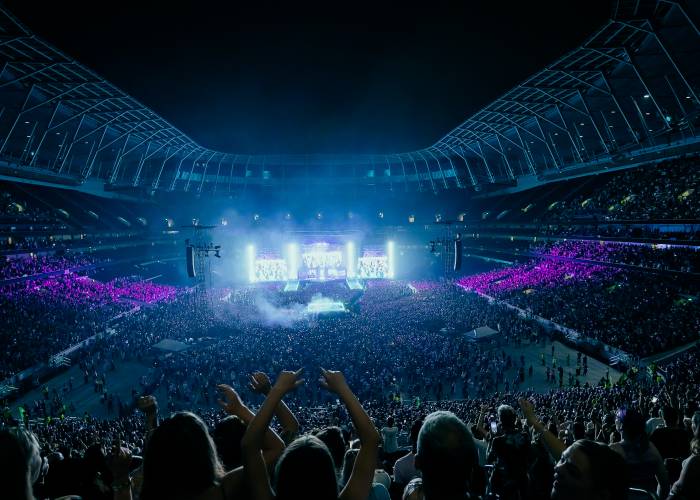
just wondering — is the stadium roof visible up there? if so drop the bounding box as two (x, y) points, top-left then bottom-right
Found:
(0, 0), (698, 196)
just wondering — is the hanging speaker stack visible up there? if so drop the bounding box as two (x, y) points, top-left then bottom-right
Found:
(186, 245), (196, 278)
(453, 235), (462, 272)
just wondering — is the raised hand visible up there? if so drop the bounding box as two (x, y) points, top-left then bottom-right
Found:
(249, 371), (272, 395)
(518, 398), (541, 428)
(217, 384), (245, 415)
(136, 395), (158, 414)
(319, 368), (349, 394)
(272, 369), (305, 394)
(107, 444), (132, 479)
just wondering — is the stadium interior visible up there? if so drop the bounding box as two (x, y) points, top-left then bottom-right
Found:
(1, 1), (699, 499)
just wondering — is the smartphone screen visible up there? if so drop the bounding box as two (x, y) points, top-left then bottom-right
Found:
(490, 421), (498, 433)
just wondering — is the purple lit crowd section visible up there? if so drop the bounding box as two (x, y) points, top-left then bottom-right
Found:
(0, 254), (96, 280)
(532, 240), (699, 272)
(4, 274), (178, 307)
(458, 240), (699, 296)
(457, 260), (619, 296)
(1, 254), (179, 307)
(454, 240), (699, 355)
(0, 257), (180, 378)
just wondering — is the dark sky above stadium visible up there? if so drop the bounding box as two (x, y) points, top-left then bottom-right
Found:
(6, 1), (610, 155)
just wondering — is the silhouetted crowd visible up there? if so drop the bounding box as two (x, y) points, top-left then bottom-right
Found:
(541, 156), (700, 222)
(2, 342), (699, 500)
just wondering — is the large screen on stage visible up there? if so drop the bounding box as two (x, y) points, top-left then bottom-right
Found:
(299, 242), (346, 281)
(253, 258), (287, 282)
(246, 240), (394, 283)
(358, 249), (389, 279)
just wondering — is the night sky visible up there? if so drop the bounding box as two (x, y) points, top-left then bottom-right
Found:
(4, 1), (611, 155)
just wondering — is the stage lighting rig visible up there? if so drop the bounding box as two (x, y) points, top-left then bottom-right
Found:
(181, 224), (219, 308)
(429, 220), (463, 276)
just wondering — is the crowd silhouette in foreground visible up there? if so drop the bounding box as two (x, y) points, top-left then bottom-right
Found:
(2, 339), (700, 500)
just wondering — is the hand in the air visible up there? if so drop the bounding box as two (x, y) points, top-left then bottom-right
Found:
(249, 371), (272, 395)
(272, 369), (305, 394)
(217, 384), (244, 415)
(518, 398), (540, 428)
(319, 368), (350, 394)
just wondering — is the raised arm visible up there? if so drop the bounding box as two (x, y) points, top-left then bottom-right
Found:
(519, 398), (566, 461)
(319, 369), (380, 500)
(136, 395), (159, 442)
(241, 369), (305, 500)
(217, 383), (285, 465)
(250, 371), (300, 442)
(108, 445), (133, 500)
(476, 404), (490, 439)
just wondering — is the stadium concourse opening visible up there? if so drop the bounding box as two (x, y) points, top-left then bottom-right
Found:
(1, 1), (700, 500)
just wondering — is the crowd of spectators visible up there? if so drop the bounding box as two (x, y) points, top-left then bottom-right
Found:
(0, 191), (63, 226)
(531, 240), (700, 273)
(1, 239), (699, 498)
(458, 241), (700, 357)
(3, 330), (699, 499)
(0, 254), (98, 280)
(0, 255), (180, 380)
(540, 156), (700, 222)
(463, 238), (700, 273)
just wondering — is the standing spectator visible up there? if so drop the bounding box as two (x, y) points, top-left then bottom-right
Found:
(668, 411), (700, 500)
(649, 406), (690, 460)
(610, 408), (669, 498)
(393, 418), (423, 490)
(0, 428), (44, 500)
(414, 411), (478, 500)
(381, 416), (400, 459)
(487, 404), (530, 500)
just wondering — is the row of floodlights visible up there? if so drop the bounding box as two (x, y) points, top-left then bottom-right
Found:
(203, 212), (469, 225)
(167, 212), (470, 228)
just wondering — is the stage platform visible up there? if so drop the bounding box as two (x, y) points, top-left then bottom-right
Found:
(346, 278), (364, 290)
(305, 296), (347, 315)
(283, 280), (301, 292)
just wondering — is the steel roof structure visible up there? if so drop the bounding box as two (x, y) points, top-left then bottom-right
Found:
(0, 0), (698, 196)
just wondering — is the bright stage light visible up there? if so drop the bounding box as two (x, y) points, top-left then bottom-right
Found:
(286, 243), (300, 280)
(246, 244), (256, 283)
(387, 240), (395, 278)
(346, 241), (356, 278)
